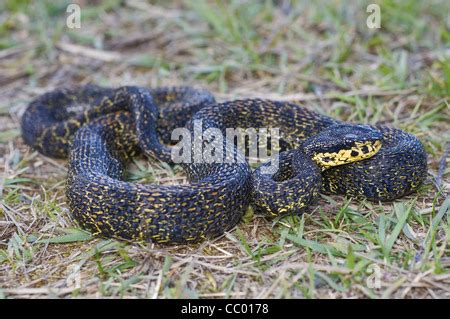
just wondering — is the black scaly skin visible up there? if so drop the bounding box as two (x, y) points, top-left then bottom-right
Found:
(321, 125), (428, 200)
(21, 85), (215, 159)
(21, 86), (428, 244)
(67, 115), (252, 243)
(251, 149), (322, 216)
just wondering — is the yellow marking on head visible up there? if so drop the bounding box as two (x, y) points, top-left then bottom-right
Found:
(313, 140), (382, 169)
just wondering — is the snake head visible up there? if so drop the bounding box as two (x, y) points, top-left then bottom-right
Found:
(304, 124), (383, 169)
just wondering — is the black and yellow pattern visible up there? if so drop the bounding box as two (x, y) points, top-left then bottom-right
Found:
(21, 85), (428, 244)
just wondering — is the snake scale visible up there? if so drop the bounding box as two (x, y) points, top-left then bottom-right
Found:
(21, 85), (428, 244)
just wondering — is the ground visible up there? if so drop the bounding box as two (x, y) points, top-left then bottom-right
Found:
(0, 0), (449, 299)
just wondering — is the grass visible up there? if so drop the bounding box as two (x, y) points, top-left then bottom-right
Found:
(0, 0), (449, 298)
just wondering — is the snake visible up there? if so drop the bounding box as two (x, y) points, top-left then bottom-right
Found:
(21, 85), (428, 244)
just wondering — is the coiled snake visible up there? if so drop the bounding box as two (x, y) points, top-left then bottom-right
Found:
(21, 85), (427, 244)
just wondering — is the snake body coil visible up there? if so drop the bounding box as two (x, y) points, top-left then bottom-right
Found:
(21, 85), (427, 244)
